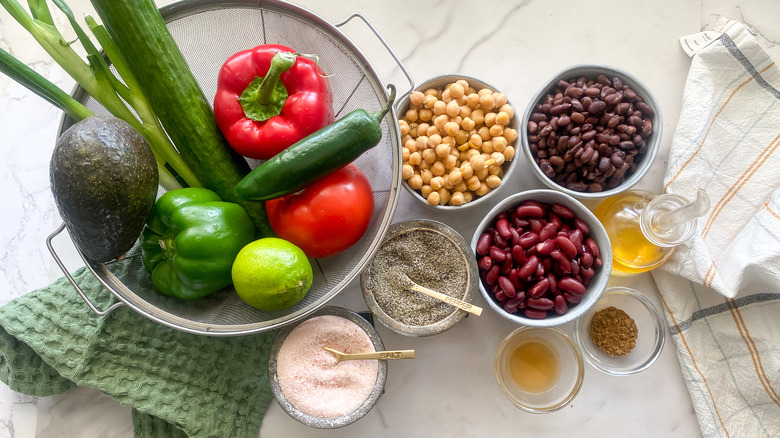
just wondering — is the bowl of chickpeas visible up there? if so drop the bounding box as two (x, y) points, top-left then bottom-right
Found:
(397, 75), (519, 210)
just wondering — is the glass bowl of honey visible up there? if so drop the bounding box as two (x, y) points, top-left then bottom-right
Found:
(494, 326), (584, 413)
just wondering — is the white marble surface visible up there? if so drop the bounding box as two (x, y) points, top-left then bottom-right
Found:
(1, 0), (779, 437)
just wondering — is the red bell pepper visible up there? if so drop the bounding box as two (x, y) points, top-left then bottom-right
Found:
(214, 44), (334, 160)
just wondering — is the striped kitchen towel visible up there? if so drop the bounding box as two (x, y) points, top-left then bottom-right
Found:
(651, 18), (780, 438)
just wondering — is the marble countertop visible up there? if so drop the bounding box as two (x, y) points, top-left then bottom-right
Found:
(2, 0), (779, 437)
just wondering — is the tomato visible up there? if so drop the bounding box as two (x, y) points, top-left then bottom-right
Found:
(265, 164), (374, 258)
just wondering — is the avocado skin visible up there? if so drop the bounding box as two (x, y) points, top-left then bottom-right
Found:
(50, 116), (159, 263)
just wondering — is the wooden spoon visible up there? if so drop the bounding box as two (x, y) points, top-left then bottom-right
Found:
(392, 269), (483, 316)
(323, 347), (415, 363)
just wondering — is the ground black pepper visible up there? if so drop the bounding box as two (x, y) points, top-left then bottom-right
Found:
(363, 228), (468, 326)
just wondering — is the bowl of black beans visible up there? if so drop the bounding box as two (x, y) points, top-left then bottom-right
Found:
(521, 64), (662, 198)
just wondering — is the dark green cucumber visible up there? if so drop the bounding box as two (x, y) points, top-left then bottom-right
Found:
(90, 0), (273, 237)
(237, 84), (396, 201)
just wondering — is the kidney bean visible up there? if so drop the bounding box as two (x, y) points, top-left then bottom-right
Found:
(574, 217), (590, 236)
(563, 292), (581, 304)
(503, 292), (526, 314)
(535, 239), (556, 256)
(476, 232), (492, 255)
(486, 265), (500, 285)
(549, 249), (571, 274)
(570, 259), (580, 276)
(498, 276), (516, 298)
(581, 266), (595, 279)
(517, 255), (539, 279)
(518, 231), (539, 249)
(527, 297), (555, 311)
(535, 261), (545, 278)
(488, 245), (507, 263)
(555, 235), (578, 259)
(580, 252), (593, 269)
(547, 273), (558, 294)
(524, 308), (549, 319)
(558, 277), (586, 295)
(527, 277), (550, 298)
(539, 222), (558, 242)
(554, 295), (568, 315)
(509, 227), (521, 246)
(478, 256), (493, 271)
(496, 218), (512, 240)
(593, 256), (603, 268)
(501, 257), (514, 275)
(548, 212), (562, 230)
(585, 238), (600, 258)
(528, 219), (544, 234)
(492, 231), (508, 249)
(495, 289), (507, 302)
(568, 229), (583, 251)
(515, 204), (545, 218)
(551, 203), (575, 219)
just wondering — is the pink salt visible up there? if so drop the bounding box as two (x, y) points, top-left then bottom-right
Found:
(276, 315), (379, 418)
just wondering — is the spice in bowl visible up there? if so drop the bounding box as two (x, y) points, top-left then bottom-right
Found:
(399, 78), (518, 206)
(588, 306), (638, 357)
(361, 219), (479, 336)
(275, 315), (378, 419)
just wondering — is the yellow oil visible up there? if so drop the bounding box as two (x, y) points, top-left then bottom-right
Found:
(508, 339), (559, 393)
(594, 192), (672, 274)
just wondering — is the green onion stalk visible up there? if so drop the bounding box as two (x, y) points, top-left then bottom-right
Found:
(0, 0), (201, 191)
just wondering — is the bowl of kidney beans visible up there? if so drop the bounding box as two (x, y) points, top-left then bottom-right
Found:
(471, 189), (612, 326)
(521, 64), (662, 199)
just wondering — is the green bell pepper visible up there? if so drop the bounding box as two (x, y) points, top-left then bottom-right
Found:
(140, 187), (255, 300)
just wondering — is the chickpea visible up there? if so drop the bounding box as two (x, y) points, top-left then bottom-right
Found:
(455, 130), (469, 145)
(447, 168), (463, 186)
(484, 112), (497, 127)
(477, 88), (492, 96)
(458, 105), (472, 119)
(496, 111), (510, 126)
(463, 191), (473, 203)
(418, 160), (430, 170)
(469, 154), (486, 171)
(417, 123), (431, 136)
(404, 137), (417, 151)
(438, 188), (451, 205)
(402, 164), (415, 180)
(433, 100), (447, 116)
(450, 82), (465, 99)
(426, 125), (441, 137)
(468, 133), (483, 149)
(449, 191), (465, 206)
(402, 147), (410, 161)
(435, 143), (451, 158)
(500, 103), (515, 119)
(431, 161), (446, 176)
(446, 100), (460, 118)
(422, 148), (437, 164)
(420, 184), (433, 198)
(434, 114), (449, 131)
(491, 151), (506, 166)
(423, 94), (438, 108)
(442, 135), (457, 147)
(486, 174), (502, 189)
(420, 169), (433, 184)
(466, 175), (481, 191)
(443, 154), (458, 170)
(423, 88), (438, 97)
(503, 127), (518, 144)
(489, 124), (504, 138)
(475, 182), (490, 197)
(479, 93), (495, 111)
(409, 91), (425, 106)
(430, 176), (445, 191)
(470, 109), (485, 125)
(399, 119), (410, 136)
(415, 135), (428, 150)
(475, 167), (489, 181)
(461, 117), (476, 131)
(503, 145), (516, 161)
(443, 178), (454, 190)
(488, 165), (502, 176)
(443, 121), (460, 137)
(426, 190), (440, 206)
(492, 136), (508, 152)
(461, 162), (474, 179)
(459, 151), (470, 161)
(493, 92), (508, 108)
(408, 124), (418, 138)
(453, 181), (467, 193)
(405, 108), (419, 122)
(467, 148), (480, 159)
(408, 173), (423, 189)
(441, 88), (452, 103)
(408, 151), (422, 166)
(478, 126), (491, 141)
(481, 140), (494, 154)
(429, 134), (442, 147)
(466, 93), (480, 109)
(456, 79), (470, 91)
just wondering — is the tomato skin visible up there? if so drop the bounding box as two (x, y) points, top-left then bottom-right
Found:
(265, 164), (374, 258)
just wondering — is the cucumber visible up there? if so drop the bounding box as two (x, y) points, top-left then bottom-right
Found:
(90, 0), (273, 237)
(236, 84), (396, 201)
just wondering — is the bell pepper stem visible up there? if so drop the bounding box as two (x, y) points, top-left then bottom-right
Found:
(373, 84), (396, 124)
(256, 51), (297, 104)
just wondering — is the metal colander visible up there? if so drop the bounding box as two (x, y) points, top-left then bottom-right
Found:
(48, 0), (411, 336)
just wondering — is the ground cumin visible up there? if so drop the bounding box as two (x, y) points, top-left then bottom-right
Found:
(588, 306), (638, 357)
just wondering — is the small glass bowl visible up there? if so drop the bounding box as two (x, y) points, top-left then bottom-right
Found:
(494, 326), (584, 413)
(573, 287), (666, 376)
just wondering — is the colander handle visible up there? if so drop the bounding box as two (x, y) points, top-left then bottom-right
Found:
(334, 12), (415, 99)
(46, 223), (125, 316)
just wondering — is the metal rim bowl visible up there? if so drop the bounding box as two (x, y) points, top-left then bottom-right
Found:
(520, 64), (662, 199)
(396, 74), (519, 211)
(494, 326), (584, 413)
(470, 189), (612, 327)
(573, 287), (666, 376)
(361, 219), (479, 337)
(267, 306), (388, 428)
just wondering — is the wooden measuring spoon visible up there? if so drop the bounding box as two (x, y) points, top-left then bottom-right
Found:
(323, 347), (415, 363)
(391, 268), (483, 316)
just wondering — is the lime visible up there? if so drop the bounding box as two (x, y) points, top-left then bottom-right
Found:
(232, 237), (313, 311)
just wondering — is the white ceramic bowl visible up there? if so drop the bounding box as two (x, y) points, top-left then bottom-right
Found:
(520, 64), (662, 199)
(471, 189), (612, 327)
(396, 74), (519, 211)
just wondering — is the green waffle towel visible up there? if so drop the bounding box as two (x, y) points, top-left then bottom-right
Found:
(0, 260), (278, 438)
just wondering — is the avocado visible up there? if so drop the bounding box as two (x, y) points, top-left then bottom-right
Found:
(50, 116), (159, 263)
